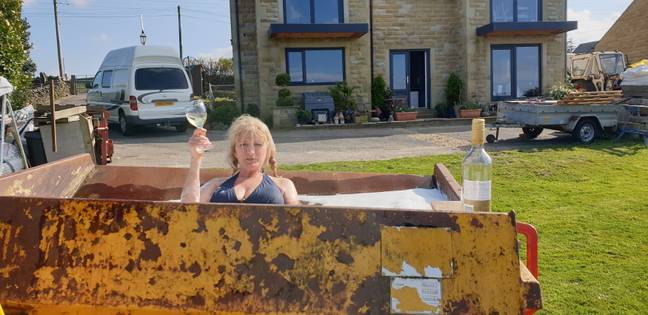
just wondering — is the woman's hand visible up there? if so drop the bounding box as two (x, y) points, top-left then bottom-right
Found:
(188, 128), (212, 159)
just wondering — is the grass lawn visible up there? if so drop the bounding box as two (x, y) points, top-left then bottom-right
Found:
(284, 139), (648, 314)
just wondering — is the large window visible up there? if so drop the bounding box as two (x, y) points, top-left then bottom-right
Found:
(491, 0), (540, 22)
(135, 68), (189, 91)
(286, 48), (344, 85)
(284, 0), (343, 24)
(491, 45), (541, 100)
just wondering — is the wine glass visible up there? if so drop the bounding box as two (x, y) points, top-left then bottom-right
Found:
(185, 99), (213, 152)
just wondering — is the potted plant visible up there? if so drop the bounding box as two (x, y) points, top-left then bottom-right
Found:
(458, 102), (482, 118)
(445, 72), (463, 118)
(394, 106), (418, 121)
(329, 81), (358, 123)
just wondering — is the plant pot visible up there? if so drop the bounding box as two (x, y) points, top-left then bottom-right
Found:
(459, 108), (481, 118)
(394, 111), (418, 121)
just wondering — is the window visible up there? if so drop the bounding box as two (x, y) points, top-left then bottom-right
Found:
(284, 0), (343, 24)
(101, 70), (113, 88)
(92, 71), (102, 89)
(286, 48), (344, 84)
(599, 54), (625, 75)
(491, 0), (540, 22)
(491, 45), (541, 100)
(135, 68), (189, 90)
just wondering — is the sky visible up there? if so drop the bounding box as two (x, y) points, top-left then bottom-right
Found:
(21, 0), (634, 76)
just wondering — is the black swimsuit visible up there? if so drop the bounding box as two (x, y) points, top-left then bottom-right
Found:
(209, 173), (284, 204)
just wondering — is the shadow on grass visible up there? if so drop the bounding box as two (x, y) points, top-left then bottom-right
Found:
(497, 137), (647, 157)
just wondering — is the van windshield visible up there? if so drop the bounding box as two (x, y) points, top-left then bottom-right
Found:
(135, 68), (189, 90)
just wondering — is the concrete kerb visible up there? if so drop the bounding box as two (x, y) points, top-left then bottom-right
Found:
(289, 116), (496, 130)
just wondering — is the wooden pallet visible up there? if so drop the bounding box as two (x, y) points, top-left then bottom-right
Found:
(557, 91), (624, 105)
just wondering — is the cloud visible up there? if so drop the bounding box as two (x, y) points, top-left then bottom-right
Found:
(23, 0), (36, 6)
(196, 47), (233, 60)
(93, 33), (111, 43)
(567, 9), (623, 45)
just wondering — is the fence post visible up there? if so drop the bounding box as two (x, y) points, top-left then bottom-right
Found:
(70, 75), (77, 95)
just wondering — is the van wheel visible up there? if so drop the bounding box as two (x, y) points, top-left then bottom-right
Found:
(119, 112), (135, 136)
(573, 118), (598, 144)
(175, 123), (188, 133)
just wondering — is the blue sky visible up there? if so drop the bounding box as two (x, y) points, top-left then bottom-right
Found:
(22, 0), (634, 76)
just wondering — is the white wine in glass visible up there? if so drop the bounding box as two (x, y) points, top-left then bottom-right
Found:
(186, 100), (208, 128)
(185, 100), (213, 152)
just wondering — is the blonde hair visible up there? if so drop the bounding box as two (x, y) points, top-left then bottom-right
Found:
(227, 115), (278, 176)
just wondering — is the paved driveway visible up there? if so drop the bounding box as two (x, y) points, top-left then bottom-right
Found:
(109, 123), (575, 168)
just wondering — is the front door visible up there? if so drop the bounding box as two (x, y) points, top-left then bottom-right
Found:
(390, 50), (429, 108)
(390, 52), (410, 107)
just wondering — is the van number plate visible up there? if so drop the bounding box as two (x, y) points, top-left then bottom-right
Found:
(155, 101), (175, 107)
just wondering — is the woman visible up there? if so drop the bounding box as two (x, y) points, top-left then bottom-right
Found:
(181, 115), (299, 205)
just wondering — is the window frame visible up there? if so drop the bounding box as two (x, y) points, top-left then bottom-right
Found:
(285, 48), (346, 86)
(490, 0), (542, 22)
(91, 71), (102, 89)
(283, 0), (344, 24)
(490, 44), (542, 101)
(101, 70), (113, 88)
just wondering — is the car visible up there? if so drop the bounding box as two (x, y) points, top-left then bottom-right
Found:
(86, 45), (192, 136)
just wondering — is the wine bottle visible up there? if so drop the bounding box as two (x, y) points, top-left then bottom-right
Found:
(461, 119), (492, 212)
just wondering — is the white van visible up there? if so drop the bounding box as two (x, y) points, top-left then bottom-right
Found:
(86, 45), (192, 135)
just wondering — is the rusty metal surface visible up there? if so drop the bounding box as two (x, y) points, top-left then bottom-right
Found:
(0, 154), (95, 198)
(0, 196), (536, 314)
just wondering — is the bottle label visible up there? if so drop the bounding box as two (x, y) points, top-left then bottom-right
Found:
(462, 180), (491, 201)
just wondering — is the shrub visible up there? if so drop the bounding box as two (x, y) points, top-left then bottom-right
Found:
(208, 103), (240, 127)
(275, 73), (290, 87)
(329, 81), (358, 112)
(434, 103), (454, 118)
(296, 109), (312, 124)
(372, 76), (388, 111)
(245, 103), (260, 117)
(278, 88), (291, 98)
(0, 2), (35, 109)
(445, 73), (463, 107)
(397, 107), (416, 112)
(275, 96), (295, 107)
(275, 74), (295, 107)
(459, 102), (481, 110)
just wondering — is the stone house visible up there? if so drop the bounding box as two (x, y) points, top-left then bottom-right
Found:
(595, 0), (648, 64)
(230, 0), (577, 125)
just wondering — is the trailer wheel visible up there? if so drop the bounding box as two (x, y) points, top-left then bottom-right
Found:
(522, 127), (543, 139)
(486, 134), (496, 144)
(573, 118), (598, 144)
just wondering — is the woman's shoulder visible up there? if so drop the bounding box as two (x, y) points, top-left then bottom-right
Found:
(268, 175), (296, 191)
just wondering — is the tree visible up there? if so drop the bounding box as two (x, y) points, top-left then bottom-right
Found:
(567, 38), (576, 53)
(0, 1), (34, 109)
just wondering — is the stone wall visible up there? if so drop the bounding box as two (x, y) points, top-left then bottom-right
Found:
(233, 0), (569, 124)
(28, 80), (70, 108)
(230, 0), (260, 113)
(596, 0), (648, 64)
(372, 0), (462, 108)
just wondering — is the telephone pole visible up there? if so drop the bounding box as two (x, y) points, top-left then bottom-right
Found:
(53, 0), (65, 79)
(177, 5), (183, 60)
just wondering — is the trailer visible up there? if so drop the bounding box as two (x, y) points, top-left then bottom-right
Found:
(487, 99), (622, 144)
(0, 154), (543, 314)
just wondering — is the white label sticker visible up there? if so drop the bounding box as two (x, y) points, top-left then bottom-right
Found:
(391, 278), (442, 314)
(462, 180), (491, 201)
